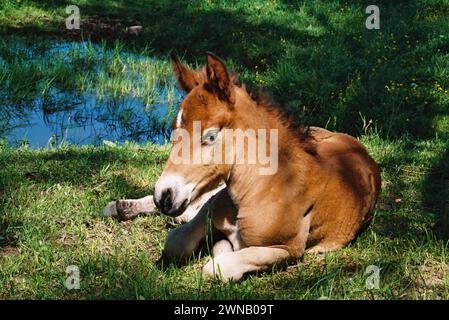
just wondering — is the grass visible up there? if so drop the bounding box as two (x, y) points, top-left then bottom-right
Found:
(0, 0), (449, 299)
(0, 39), (178, 106)
(0, 135), (448, 299)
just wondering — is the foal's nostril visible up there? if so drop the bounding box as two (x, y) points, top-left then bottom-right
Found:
(155, 184), (188, 217)
(160, 189), (173, 214)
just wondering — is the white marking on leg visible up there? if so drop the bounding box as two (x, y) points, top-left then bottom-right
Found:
(202, 247), (290, 282)
(138, 195), (157, 212)
(202, 251), (243, 282)
(212, 239), (233, 256)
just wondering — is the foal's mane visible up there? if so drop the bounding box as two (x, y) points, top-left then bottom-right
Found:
(232, 76), (316, 154)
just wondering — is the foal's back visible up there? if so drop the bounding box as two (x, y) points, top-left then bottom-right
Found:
(304, 127), (381, 252)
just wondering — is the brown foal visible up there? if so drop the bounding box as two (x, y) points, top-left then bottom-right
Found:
(104, 52), (381, 282)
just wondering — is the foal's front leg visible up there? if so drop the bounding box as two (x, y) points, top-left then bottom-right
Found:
(103, 195), (156, 221)
(103, 185), (227, 222)
(162, 201), (210, 262)
(162, 187), (234, 263)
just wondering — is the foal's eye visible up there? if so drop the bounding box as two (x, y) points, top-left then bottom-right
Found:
(202, 129), (219, 145)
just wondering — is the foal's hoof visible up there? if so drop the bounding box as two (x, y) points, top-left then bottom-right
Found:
(202, 256), (243, 283)
(103, 201), (118, 218)
(102, 200), (138, 221)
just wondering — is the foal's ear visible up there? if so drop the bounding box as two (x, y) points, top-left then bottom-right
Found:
(170, 54), (201, 93)
(205, 52), (235, 105)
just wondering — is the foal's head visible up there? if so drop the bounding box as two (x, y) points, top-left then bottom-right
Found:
(154, 53), (239, 216)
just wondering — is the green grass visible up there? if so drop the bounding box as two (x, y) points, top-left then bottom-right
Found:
(0, 39), (177, 106)
(0, 136), (448, 299)
(1, 0), (449, 299)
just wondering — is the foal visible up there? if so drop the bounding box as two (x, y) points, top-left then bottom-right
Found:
(105, 53), (381, 282)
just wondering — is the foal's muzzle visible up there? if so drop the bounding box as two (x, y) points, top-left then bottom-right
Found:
(153, 187), (189, 217)
(154, 174), (194, 217)
(154, 188), (172, 214)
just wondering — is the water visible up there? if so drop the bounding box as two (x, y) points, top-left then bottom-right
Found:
(0, 40), (183, 147)
(6, 91), (178, 146)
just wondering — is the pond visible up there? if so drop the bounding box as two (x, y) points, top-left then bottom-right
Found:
(0, 39), (183, 147)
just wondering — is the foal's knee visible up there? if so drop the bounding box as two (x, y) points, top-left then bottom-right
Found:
(163, 225), (198, 263)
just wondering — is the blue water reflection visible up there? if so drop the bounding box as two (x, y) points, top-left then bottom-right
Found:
(0, 41), (183, 147)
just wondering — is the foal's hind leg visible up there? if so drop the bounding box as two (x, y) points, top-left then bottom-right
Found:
(212, 239), (233, 256)
(306, 242), (344, 254)
(202, 246), (291, 282)
(203, 209), (311, 282)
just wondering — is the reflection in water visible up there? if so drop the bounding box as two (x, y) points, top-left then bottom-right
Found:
(0, 40), (183, 147)
(5, 90), (181, 146)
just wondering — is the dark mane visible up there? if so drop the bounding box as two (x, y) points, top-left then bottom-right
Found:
(223, 67), (316, 155)
(236, 80), (314, 149)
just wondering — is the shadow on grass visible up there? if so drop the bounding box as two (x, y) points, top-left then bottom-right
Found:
(0, 221), (20, 254)
(363, 138), (419, 240)
(422, 141), (449, 240)
(2, 0), (316, 65)
(367, 137), (449, 242)
(4, 147), (164, 195)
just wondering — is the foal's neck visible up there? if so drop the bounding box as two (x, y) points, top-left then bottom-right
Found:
(225, 87), (308, 206)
